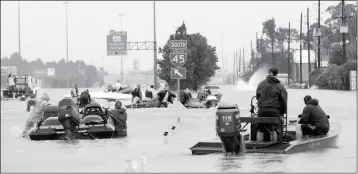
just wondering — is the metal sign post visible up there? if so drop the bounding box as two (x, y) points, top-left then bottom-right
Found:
(169, 40), (187, 101)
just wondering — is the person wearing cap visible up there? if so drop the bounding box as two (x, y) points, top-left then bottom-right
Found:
(71, 84), (79, 97)
(297, 95), (330, 137)
(108, 101), (127, 137)
(255, 67), (288, 142)
(131, 84), (142, 104)
(22, 93), (51, 137)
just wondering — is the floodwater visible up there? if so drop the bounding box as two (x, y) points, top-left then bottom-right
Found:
(1, 86), (356, 172)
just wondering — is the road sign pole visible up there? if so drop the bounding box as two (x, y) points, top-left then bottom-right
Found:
(177, 79), (181, 101)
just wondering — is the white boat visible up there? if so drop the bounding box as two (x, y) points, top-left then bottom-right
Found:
(64, 91), (132, 101)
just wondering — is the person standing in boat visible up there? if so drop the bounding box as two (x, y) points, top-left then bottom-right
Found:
(108, 101), (127, 137)
(115, 80), (123, 91)
(255, 67), (287, 142)
(144, 85), (155, 101)
(297, 95), (330, 137)
(131, 84), (142, 104)
(78, 89), (94, 107)
(156, 85), (176, 108)
(22, 93), (51, 137)
(71, 84), (79, 97)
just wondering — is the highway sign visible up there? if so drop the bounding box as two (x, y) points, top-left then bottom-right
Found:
(170, 53), (187, 67)
(169, 40), (187, 50)
(171, 67), (186, 79)
(107, 30), (127, 56)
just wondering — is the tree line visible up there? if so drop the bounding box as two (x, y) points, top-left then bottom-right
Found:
(1, 52), (107, 88)
(246, 2), (357, 90)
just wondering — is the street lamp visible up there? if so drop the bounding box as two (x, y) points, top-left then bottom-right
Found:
(153, 1), (158, 90)
(118, 13), (124, 84)
(64, 1), (69, 63)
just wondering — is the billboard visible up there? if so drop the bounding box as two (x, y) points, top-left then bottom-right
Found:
(1, 66), (18, 77)
(33, 69), (47, 78)
(47, 68), (55, 76)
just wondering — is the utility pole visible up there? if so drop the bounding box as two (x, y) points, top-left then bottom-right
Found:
(18, 1), (21, 56)
(239, 49), (241, 74)
(221, 34), (224, 71)
(64, 1), (70, 87)
(236, 51), (239, 78)
(153, 1), (158, 90)
(243, 47), (245, 73)
(300, 13), (303, 84)
(251, 40), (253, 71)
(233, 52), (236, 85)
(18, 1), (22, 75)
(288, 22), (291, 86)
(317, 0), (321, 68)
(307, 8), (311, 88)
(341, 0), (347, 61)
(119, 14), (124, 84)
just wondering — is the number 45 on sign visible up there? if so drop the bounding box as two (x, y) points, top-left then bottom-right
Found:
(170, 53), (187, 67)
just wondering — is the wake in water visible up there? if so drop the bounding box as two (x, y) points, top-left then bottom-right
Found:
(236, 66), (271, 91)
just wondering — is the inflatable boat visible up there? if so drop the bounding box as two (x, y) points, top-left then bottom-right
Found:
(28, 103), (117, 141)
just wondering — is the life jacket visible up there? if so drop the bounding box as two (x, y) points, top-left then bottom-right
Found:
(145, 89), (153, 99)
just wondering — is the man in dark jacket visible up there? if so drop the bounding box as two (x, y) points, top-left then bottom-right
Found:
(108, 101), (127, 137)
(298, 95), (330, 136)
(156, 86), (176, 108)
(78, 89), (92, 107)
(131, 84), (142, 103)
(24, 84), (33, 98)
(179, 89), (190, 107)
(255, 67), (288, 142)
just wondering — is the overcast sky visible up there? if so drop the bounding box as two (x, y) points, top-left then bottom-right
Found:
(1, 1), (350, 74)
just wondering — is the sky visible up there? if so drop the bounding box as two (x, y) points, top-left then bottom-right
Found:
(1, 1), (353, 74)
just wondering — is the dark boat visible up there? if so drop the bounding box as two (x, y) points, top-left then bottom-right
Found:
(28, 103), (117, 140)
(190, 96), (340, 155)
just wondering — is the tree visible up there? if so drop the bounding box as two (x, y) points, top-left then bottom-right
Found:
(157, 22), (219, 90)
(262, 18), (277, 64)
(133, 59), (139, 71)
(0, 52), (105, 88)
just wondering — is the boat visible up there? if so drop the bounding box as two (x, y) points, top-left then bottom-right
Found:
(64, 90), (132, 101)
(190, 96), (340, 155)
(28, 103), (118, 140)
(2, 75), (39, 100)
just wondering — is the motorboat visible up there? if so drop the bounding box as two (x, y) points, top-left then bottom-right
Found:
(190, 96), (340, 155)
(28, 103), (119, 140)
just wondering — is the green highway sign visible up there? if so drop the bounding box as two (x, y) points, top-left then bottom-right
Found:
(170, 53), (187, 67)
(171, 67), (186, 79)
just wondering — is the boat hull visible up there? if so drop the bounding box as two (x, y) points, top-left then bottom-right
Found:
(190, 122), (340, 155)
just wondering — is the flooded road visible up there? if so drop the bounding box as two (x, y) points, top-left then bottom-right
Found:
(1, 86), (356, 172)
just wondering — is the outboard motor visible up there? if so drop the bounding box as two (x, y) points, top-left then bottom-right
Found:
(58, 98), (80, 140)
(216, 103), (245, 154)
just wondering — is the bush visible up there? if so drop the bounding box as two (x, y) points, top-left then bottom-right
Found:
(311, 59), (357, 90)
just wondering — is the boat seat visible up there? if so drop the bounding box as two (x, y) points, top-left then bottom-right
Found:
(82, 115), (105, 125)
(240, 117), (280, 124)
(42, 117), (62, 126)
(43, 106), (59, 118)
